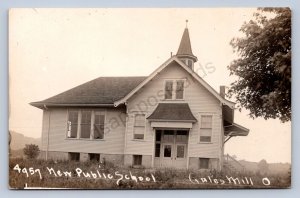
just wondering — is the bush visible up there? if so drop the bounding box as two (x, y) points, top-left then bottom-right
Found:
(23, 144), (40, 159)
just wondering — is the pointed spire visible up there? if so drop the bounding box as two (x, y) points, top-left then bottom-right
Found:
(176, 21), (197, 63)
(177, 28), (193, 56)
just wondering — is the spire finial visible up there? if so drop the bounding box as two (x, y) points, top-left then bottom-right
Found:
(185, 20), (188, 28)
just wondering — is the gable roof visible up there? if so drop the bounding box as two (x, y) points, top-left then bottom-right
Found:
(30, 76), (146, 108)
(114, 56), (235, 108)
(147, 103), (197, 122)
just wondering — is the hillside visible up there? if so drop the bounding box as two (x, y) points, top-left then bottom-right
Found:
(239, 159), (290, 175)
(9, 131), (41, 150)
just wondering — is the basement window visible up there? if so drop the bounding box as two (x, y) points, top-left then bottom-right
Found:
(69, 152), (80, 161)
(133, 155), (142, 166)
(199, 158), (210, 169)
(89, 153), (100, 162)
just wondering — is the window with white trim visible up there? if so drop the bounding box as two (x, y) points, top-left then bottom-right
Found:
(200, 115), (212, 142)
(165, 80), (173, 99)
(80, 110), (92, 138)
(67, 111), (79, 138)
(133, 114), (145, 140)
(176, 80), (184, 99)
(164, 79), (185, 100)
(67, 110), (105, 140)
(93, 111), (105, 139)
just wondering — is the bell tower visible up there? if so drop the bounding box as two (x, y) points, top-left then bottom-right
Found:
(176, 20), (198, 70)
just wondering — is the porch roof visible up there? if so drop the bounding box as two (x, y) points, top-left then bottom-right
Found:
(147, 103), (197, 122)
(224, 123), (249, 136)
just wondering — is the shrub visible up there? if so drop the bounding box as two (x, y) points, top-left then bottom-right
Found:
(23, 144), (40, 159)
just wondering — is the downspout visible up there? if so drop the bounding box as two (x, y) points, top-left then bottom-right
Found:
(44, 104), (50, 160)
(124, 103), (128, 164)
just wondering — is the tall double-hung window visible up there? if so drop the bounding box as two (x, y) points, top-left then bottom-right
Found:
(67, 110), (105, 140)
(200, 115), (213, 142)
(133, 114), (145, 140)
(164, 79), (185, 100)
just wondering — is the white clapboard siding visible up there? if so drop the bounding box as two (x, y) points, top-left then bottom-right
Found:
(188, 113), (222, 158)
(41, 110), (50, 151)
(42, 108), (126, 154)
(126, 62), (222, 157)
(124, 114), (154, 155)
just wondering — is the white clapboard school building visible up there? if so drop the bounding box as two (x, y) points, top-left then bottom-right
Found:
(31, 25), (249, 170)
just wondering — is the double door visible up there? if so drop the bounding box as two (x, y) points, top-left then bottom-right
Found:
(159, 130), (188, 169)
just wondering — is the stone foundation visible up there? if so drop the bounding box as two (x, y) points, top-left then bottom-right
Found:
(40, 151), (222, 170)
(39, 151), (124, 165)
(124, 154), (152, 168)
(100, 153), (124, 165)
(39, 151), (68, 161)
(188, 157), (220, 171)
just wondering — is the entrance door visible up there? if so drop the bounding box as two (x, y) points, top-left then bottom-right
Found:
(158, 130), (188, 169)
(162, 143), (174, 167)
(174, 144), (187, 168)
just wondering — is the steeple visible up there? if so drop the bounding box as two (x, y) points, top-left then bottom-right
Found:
(176, 20), (197, 70)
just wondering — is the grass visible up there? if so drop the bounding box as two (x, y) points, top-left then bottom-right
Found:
(9, 158), (291, 189)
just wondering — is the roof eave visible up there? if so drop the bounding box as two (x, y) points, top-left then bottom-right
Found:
(30, 102), (115, 109)
(224, 123), (250, 136)
(147, 119), (197, 123)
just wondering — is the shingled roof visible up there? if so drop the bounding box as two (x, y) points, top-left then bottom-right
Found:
(147, 103), (197, 122)
(176, 28), (197, 62)
(30, 76), (146, 108)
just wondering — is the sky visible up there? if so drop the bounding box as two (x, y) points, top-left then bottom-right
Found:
(9, 8), (291, 163)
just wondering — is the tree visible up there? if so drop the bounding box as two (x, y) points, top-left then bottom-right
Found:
(258, 159), (269, 174)
(23, 144), (40, 159)
(228, 8), (291, 122)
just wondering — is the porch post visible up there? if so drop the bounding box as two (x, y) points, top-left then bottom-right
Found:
(151, 128), (155, 168)
(186, 129), (190, 169)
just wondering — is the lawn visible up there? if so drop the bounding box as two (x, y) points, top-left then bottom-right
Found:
(9, 158), (291, 189)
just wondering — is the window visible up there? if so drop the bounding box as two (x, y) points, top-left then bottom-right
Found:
(176, 145), (185, 158)
(80, 111), (92, 138)
(199, 158), (210, 169)
(156, 130), (161, 142)
(163, 130), (174, 142)
(164, 80), (185, 100)
(133, 114), (145, 140)
(176, 80), (184, 99)
(155, 143), (161, 157)
(67, 110), (106, 140)
(200, 115), (212, 142)
(155, 130), (161, 157)
(165, 80), (173, 99)
(180, 59), (193, 69)
(89, 153), (100, 162)
(164, 145), (172, 157)
(67, 111), (79, 138)
(69, 152), (80, 161)
(176, 130), (188, 142)
(133, 155), (142, 166)
(187, 59), (193, 69)
(94, 112), (105, 139)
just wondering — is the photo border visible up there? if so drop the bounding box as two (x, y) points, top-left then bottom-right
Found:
(1, 0), (299, 197)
